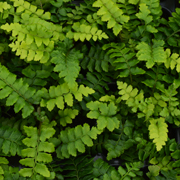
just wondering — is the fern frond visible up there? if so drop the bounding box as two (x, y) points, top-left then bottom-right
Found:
(159, 80), (180, 121)
(157, 6), (180, 48)
(56, 124), (102, 159)
(60, 154), (94, 180)
(66, 22), (108, 41)
(51, 40), (83, 89)
(58, 108), (79, 126)
(136, 3), (158, 33)
(19, 125), (55, 178)
(141, 0), (162, 20)
(0, 126), (24, 156)
(94, 161), (143, 180)
(22, 63), (53, 88)
(103, 121), (136, 161)
(0, 157), (8, 180)
(164, 49), (180, 73)
(103, 42), (145, 79)
(87, 101), (120, 132)
(81, 45), (113, 73)
(93, 158), (116, 179)
(117, 81), (156, 120)
(93, 0), (129, 36)
(136, 39), (166, 68)
(11, 0), (51, 20)
(137, 141), (157, 162)
(40, 83), (95, 111)
(79, 72), (111, 97)
(0, 64), (36, 118)
(141, 66), (166, 93)
(148, 117), (168, 151)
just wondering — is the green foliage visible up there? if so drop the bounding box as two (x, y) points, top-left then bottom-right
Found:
(93, 0), (129, 35)
(148, 118), (168, 151)
(0, 63), (36, 118)
(87, 101), (120, 132)
(0, 126), (24, 156)
(60, 154), (94, 180)
(50, 39), (83, 89)
(19, 124), (55, 178)
(94, 161), (144, 180)
(136, 39), (166, 68)
(1, 0), (180, 179)
(56, 123), (102, 159)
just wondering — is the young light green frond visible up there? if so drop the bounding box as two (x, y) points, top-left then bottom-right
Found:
(136, 39), (166, 68)
(93, 0), (129, 35)
(1, 15), (64, 63)
(11, 0), (51, 20)
(56, 124), (102, 159)
(66, 22), (108, 41)
(149, 118), (168, 151)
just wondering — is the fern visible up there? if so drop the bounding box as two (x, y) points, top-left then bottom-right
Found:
(60, 154), (94, 180)
(40, 83), (95, 111)
(93, 0), (129, 36)
(66, 22), (108, 41)
(1, 0), (180, 179)
(19, 124), (55, 178)
(81, 45), (113, 73)
(159, 80), (180, 123)
(0, 63), (36, 118)
(87, 101), (120, 132)
(79, 72), (112, 97)
(164, 49), (180, 73)
(136, 39), (166, 68)
(50, 39), (83, 89)
(93, 158), (117, 179)
(104, 133), (135, 161)
(11, 0), (51, 20)
(56, 123), (102, 159)
(58, 108), (79, 127)
(148, 117), (168, 151)
(0, 2), (11, 25)
(136, 3), (158, 34)
(141, 66), (166, 93)
(94, 161), (144, 180)
(0, 157), (9, 180)
(0, 126), (24, 156)
(103, 42), (145, 82)
(22, 63), (53, 89)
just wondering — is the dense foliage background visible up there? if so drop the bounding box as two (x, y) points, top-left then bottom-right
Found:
(1, 0), (180, 179)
